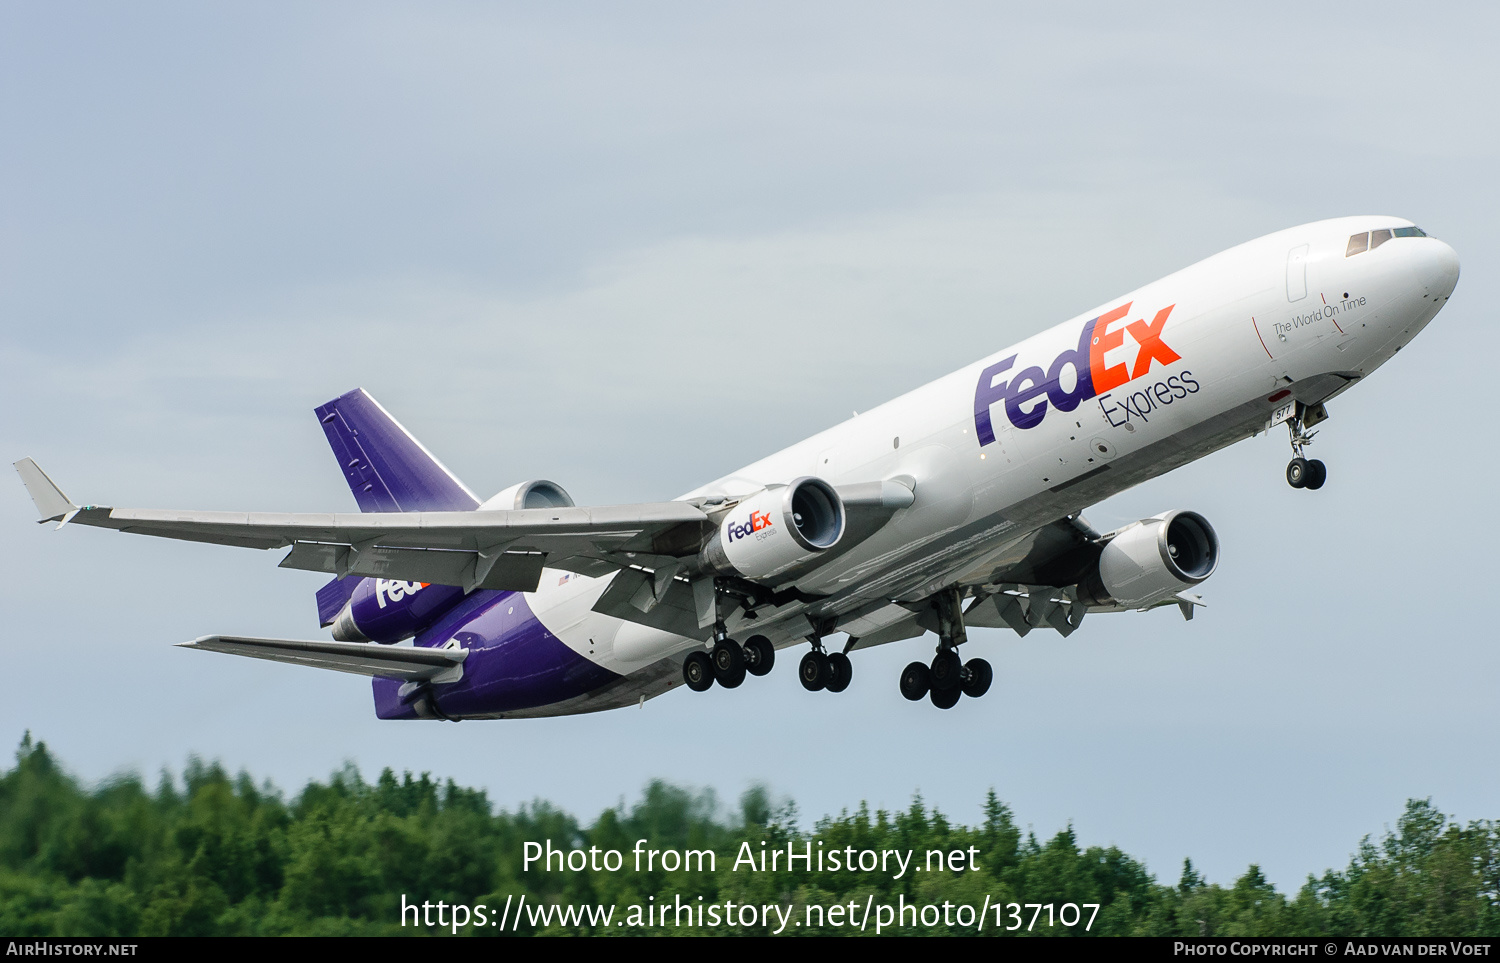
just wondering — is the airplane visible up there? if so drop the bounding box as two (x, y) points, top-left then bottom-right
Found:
(15, 216), (1459, 718)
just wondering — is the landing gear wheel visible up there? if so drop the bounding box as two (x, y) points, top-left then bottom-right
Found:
(1286, 457), (1309, 489)
(900, 661), (931, 701)
(799, 651), (830, 691)
(743, 635), (775, 677)
(930, 684), (961, 709)
(961, 658), (993, 698)
(825, 652), (852, 693)
(930, 650), (963, 690)
(712, 641), (746, 688)
(1303, 459), (1327, 490)
(683, 651), (714, 692)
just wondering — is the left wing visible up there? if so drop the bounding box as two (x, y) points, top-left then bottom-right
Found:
(14, 457), (710, 593)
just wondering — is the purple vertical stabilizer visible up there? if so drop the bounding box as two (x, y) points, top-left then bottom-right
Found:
(312, 388), (479, 629)
(314, 388), (480, 513)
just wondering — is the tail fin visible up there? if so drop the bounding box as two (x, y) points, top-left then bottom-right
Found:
(312, 389), (479, 626)
(314, 389), (479, 513)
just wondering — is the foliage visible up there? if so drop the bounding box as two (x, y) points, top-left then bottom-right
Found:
(0, 733), (1494, 936)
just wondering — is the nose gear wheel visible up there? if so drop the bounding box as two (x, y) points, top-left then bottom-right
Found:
(1284, 404), (1329, 490)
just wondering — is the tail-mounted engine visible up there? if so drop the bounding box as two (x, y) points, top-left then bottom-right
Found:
(699, 477), (845, 581)
(478, 479), (575, 511)
(1078, 510), (1219, 608)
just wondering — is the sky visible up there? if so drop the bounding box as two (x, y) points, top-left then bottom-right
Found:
(2, 3), (1497, 893)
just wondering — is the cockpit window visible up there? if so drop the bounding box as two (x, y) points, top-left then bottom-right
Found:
(1347, 226), (1430, 256)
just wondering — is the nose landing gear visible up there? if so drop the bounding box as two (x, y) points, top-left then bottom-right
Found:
(1283, 403), (1328, 490)
(1286, 457), (1327, 490)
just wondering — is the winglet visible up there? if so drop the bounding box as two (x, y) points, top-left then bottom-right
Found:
(14, 458), (78, 524)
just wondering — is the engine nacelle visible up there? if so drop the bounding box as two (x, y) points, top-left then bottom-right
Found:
(700, 477), (844, 581)
(478, 479), (575, 511)
(1079, 510), (1219, 608)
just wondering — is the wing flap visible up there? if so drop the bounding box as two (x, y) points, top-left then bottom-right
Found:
(179, 635), (467, 680)
(277, 542), (548, 592)
(592, 567), (704, 638)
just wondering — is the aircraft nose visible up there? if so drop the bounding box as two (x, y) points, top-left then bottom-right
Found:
(1416, 238), (1460, 299)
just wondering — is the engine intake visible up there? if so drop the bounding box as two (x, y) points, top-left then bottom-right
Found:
(478, 479), (575, 511)
(700, 477), (845, 581)
(1079, 510), (1219, 608)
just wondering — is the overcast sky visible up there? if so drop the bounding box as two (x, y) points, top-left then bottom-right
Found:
(3, 3), (1496, 893)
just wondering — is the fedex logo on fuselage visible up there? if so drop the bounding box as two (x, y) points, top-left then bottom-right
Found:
(727, 510), (773, 542)
(374, 578), (428, 609)
(973, 301), (1181, 444)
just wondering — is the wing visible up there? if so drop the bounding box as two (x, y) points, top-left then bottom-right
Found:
(14, 457), (710, 593)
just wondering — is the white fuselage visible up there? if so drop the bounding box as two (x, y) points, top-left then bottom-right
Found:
(514, 216), (1459, 701)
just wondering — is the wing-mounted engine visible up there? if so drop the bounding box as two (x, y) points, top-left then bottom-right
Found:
(698, 476), (844, 580)
(589, 475), (914, 641)
(1078, 510), (1219, 608)
(942, 509), (1217, 644)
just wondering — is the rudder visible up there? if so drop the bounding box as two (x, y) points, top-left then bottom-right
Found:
(315, 388), (479, 513)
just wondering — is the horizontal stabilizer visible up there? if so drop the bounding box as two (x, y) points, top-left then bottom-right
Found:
(179, 635), (467, 681)
(14, 458), (77, 522)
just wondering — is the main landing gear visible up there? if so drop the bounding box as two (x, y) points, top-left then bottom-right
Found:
(1284, 403), (1327, 491)
(683, 631), (775, 693)
(899, 656), (992, 708)
(799, 630), (854, 693)
(899, 587), (994, 709)
(682, 579), (776, 693)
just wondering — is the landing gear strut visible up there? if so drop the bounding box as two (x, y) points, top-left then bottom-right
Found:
(796, 615), (857, 693)
(1284, 403), (1327, 490)
(681, 578), (777, 692)
(899, 587), (995, 709)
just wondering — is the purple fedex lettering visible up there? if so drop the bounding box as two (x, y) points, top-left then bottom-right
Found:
(972, 355), (1016, 445)
(1043, 317), (1097, 413)
(974, 316), (1100, 442)
(1004, 364), (1049, 430)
